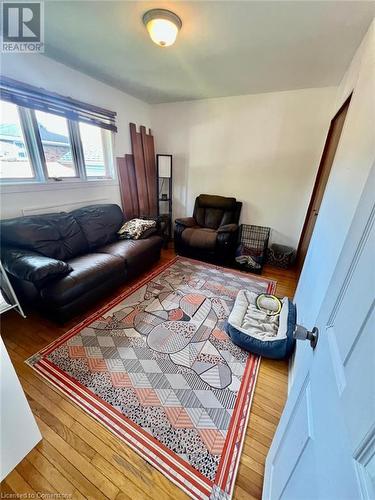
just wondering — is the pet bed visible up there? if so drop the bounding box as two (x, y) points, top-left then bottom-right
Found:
(226, 290), (296, 359)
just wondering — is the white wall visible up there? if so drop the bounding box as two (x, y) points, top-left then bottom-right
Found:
(295, 21), (375, 328)
(293, 21), (374, 377)
(152, 87), (336, 247)
(0, 54), (151, 219)
(1, 338), (42, 480)
(1, 55), (336, 243)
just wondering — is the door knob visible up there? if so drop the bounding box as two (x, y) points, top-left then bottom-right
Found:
(293, 325), (319, 349)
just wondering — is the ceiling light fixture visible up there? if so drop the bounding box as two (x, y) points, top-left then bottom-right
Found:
(142, 9), (182, 47)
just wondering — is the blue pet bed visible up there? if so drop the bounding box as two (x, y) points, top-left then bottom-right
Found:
(226, 290), (296, 360)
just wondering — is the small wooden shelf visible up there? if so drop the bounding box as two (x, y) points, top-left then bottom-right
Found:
(157, 155), (172, 247)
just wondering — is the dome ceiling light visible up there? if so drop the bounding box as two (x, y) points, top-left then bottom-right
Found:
(142, 9), (182, 47)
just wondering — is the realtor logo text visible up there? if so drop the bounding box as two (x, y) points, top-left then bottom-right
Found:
(1, 2), (44, 53)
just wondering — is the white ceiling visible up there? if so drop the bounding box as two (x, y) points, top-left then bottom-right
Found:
(43, 1), (375, 103)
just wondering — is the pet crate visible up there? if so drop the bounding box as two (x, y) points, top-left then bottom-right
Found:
(235, 224), (270, 274)
(267, 244), (296, 268)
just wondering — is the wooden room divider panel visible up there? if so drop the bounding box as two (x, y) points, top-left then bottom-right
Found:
(129, 123), (150, 216)
(140, 125), (157, 218)
(117, 123), (158, 219)
(117, 154), (139, 220)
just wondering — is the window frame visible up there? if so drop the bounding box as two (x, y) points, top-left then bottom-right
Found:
(0, 103), (38, 183)
(32, 109), (80, 181)
(78, 122), (114, 181)
(0, 100), (115, 186)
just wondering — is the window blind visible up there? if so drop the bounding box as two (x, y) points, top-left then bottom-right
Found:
(0, 76), (117, 132)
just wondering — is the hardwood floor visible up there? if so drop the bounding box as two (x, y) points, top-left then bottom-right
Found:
(1, 249), (299, 499)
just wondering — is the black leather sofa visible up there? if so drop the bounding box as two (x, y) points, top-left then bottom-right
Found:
(0, 204), (163, 322)
(174, 194), (242, 263)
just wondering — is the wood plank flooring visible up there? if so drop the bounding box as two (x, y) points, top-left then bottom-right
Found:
(1, 249), (299, 499)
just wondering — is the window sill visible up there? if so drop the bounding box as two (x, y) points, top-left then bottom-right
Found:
(0, 178), (119, 194)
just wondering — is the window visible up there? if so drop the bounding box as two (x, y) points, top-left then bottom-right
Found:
(80, 122), (111, 178)
(0, 77), (117, 185)
(35, 110), (77, 178)
(0, 101), (34, 180)
(0, 100), (114, 183)
(0, 101), (113, 183)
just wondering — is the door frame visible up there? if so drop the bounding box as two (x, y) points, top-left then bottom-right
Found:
(296, 93), (352, 266)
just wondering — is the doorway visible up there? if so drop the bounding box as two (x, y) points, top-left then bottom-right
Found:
(296, 94), (352, 268)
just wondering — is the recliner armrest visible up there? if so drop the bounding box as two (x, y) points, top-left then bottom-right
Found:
(175, 217), (197, 228)
(217, 223), (238, 233)
(1, 247), (72, 285)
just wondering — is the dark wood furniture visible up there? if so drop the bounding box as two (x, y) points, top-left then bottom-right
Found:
(117, 124), (158, 220)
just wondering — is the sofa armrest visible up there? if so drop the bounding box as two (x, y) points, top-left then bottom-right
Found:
(175, 217), (197, 228)
(1, 247), (72, 285)
(217, 224), (239, 255)
(217, 223), (238, 233)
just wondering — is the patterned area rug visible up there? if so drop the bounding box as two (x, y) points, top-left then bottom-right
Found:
(28, 257), (275, 499)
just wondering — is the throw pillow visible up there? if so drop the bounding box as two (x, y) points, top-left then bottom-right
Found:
(117, 218), (156, 240)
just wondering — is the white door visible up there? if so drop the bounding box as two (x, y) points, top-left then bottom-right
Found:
(263, 166), (375, 500)
(1, 338), (42, 479)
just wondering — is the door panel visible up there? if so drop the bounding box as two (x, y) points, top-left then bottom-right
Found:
(270, 377), (315, 499)
(311, 336), (361, 500)
(280, 442), (317, 500)
(325, 196), (374, 461)
(329, 223), (374, 363)
(342, 306), (374, 454)
(356, 430), (375, 499)
(263, 167), (374, 500)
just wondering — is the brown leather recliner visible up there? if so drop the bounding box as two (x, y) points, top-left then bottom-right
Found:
(174, 194), (242, 263)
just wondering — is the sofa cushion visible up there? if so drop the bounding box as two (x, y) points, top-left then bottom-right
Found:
(2, 247), (72, 286)
(71, 204), (124, 251)
(139, 227), (158, 239)
(40, 253), (125, 306)
(194, 195), (237, 229)
(181, 227), (217, 250)
(197, 194), (237, 210)
(175, 217), (197, 228)
(97, 236), (163, 274)
(0, 212), (88, 261)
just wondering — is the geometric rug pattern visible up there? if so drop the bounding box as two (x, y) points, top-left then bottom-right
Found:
(27, 257), (275, 499)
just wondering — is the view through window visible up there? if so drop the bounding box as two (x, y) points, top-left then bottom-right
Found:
(35, 110), (76, 178)
(80, 122), (107, 178)
(0, 101), (34, 179)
